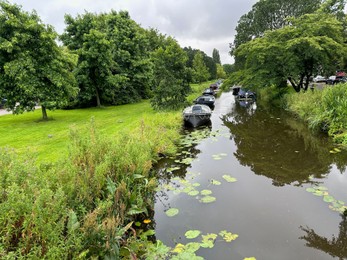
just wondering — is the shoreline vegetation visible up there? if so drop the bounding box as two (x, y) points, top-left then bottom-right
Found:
(0, 82), (209, 258)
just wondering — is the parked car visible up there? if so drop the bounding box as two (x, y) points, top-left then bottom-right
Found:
(326, 76), (336, 85)
(313, 75), (327, 83)
(209, 83), (218, 90)
(326, 76), (347, 85)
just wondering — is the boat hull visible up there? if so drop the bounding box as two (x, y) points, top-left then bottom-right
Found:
(183, 114), (211, 127)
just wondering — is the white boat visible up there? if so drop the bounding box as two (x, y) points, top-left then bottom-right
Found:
(182, 104), (212, 127)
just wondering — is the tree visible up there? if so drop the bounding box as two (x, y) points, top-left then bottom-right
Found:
(0, 1), (78, 120)
(61, 11), (153, 107)
(192, 52), (210, 83)
(223, 64), (235, 76)
(150, 37), (191, 110)
(232, 0), (321, 50)
(212, 48), (221, 64)
(231, 13), (346, 92)
(216, 64), (227, 79)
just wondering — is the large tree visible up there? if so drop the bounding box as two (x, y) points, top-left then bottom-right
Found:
(0, 1), (78, 120)
(61, 11), (152, 107)
(231, 12), (346, 92)
(150, 37), (191, 110)
(192, 52), (210, 83)
(212, 48), (221, 64)
(232, 0), (322, 51)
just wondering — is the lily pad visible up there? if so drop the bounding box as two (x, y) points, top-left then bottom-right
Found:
(200, 189), (212, 196)
(188, 190), (199, 196)
(244, 258), (256, 260)
(185, 242), (201, 253)
(200, 196), (216, 203)
(222, 175), (237, 183)
(306, 187), (316, 193)
(323, 195), (335, 203)
(219, 230), (239, 242)
(201, 233), (217, 248)
(210, 179), (221, 185)
(185, 230), (201, 239)
(166, 208), (179, 217)
(172, 243), (185, 253)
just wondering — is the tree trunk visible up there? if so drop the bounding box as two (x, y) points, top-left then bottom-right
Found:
(41, 105), (48, 120)
(287, 77), (301, 92)
(95, 88), (101, 107)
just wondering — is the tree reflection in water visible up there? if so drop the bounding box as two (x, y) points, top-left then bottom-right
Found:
(222, 100), (347, 186)
(300, 215), (347, 260)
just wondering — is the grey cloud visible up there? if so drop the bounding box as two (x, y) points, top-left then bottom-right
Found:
(8, 0), (258, 64)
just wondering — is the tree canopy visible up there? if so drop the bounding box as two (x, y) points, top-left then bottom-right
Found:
(61, 11), (153, 107)
(232, 0), (322, 51)
(150, 37), (191, 110)
(212, 48), (221, 64)
(0, 1), (78, 119)
(192, 52), (210, 83)
(231, 12), (346, 92)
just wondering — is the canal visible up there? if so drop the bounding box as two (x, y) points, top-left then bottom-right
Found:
(153, 91), (347, 259)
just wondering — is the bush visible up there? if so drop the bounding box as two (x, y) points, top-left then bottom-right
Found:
(285, 83), (347, 145)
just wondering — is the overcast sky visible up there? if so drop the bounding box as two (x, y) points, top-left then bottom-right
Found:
(8, 0), (258, 64)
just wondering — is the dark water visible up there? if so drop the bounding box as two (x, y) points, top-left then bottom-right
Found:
(153, 91), (347, 260)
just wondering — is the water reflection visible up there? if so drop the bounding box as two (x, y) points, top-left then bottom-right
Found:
(222, 100), (347, 186)
(300, 215), (347, 260)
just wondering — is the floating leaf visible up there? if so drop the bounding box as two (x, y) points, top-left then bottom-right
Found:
(192, 182), (201, 187)
(244, 258), (256, 260)
(222, 175), (237, 183)
(200, 189), (212, 196)
(219, 230), (239, 242)
(211, 179), (221, 185)
(167, 167), (180, 172)
(201, 233), (217, 248)
(166, 208), (179, 217)
(188, 190), (199, 196)
(172, 243), (185, 253)
(306, 187), (316, 193)
(185, 230), (201, 239)
(185, 242), (201, 253)
(220, 153), (228, 156)
(334, 147), (342, 152)
(200, 196), (216, 203)
(135, 221), (141, 227)
(323, 195), (334, 203)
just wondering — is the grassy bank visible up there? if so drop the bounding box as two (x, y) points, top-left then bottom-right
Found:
(285, 83), (347, 145)
(0, 101), (180, 163)
(0, 100), (185, 258)
(0, 81), (214, 258)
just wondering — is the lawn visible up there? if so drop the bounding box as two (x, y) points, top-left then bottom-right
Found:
(0, 101), (181, 163)
(0, 81), (213, 163)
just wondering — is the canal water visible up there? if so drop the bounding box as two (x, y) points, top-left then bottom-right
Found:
(153, 91), (347, 259)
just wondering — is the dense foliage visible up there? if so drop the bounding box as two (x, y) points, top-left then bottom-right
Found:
(231, 12), (345, 92)
(150, 37), (191, 110)
(232, 0), (322, 51)
(286, 83), (347, 145)
(61, 11), (153, 108)
(0, 1), (78, 120)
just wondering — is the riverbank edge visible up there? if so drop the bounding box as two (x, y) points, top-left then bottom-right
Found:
(0, 81), (212, 259)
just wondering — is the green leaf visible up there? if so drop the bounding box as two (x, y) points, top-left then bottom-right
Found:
(200, 196), (216, 203)
(210, 179), (221, 185)
(222, 175), (237, 183)
(306, 187), (316, 193)
(185, 242), (201, 253)
(244, 257), (257, 260)
(188, 190), (199, 196)
(166, 208), (179, 217)
(323, 195), (334, 203)
(200, 233), (217, 248)
(185, 230), (201, 239)
(200, 189), (212, 196)
(219, 230), (239, 242)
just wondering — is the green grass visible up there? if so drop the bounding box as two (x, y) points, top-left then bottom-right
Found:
(0, 100), (181, 163)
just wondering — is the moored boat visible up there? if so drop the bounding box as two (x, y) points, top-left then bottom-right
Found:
(183, 104), (212, 127)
